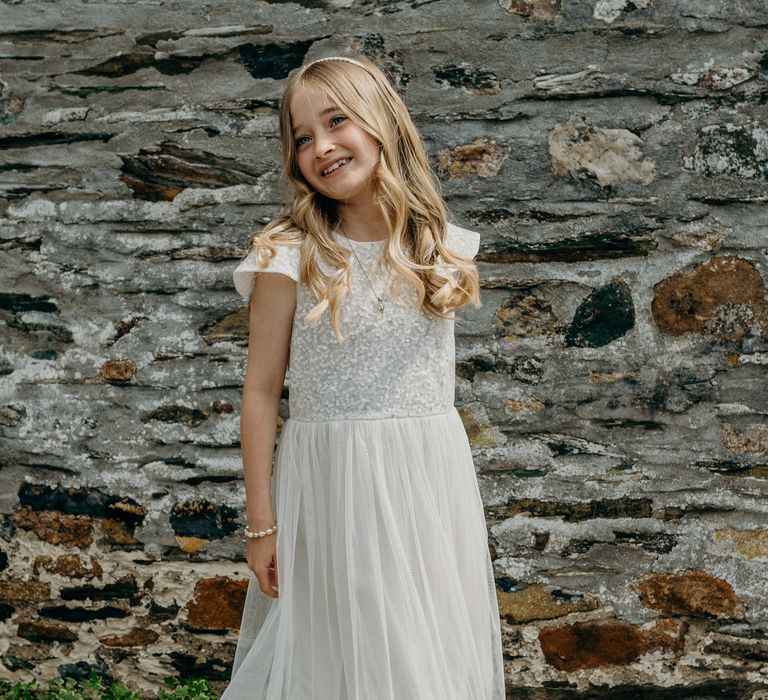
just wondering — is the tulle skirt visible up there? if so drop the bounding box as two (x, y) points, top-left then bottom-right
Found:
(221, 408), (506, 700)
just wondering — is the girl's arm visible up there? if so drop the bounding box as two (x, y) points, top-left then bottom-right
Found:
(240, 272), (297, 528)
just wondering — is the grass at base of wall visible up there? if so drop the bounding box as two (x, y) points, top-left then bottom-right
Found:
(0, 672), (218, 700)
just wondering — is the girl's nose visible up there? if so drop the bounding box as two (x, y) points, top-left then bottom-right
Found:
(314, 135), (335, 157)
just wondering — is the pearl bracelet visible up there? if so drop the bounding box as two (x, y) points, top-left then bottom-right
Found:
(244, 519), (278, 539)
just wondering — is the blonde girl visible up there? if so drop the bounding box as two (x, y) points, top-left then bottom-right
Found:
(222, 54), (505, 700)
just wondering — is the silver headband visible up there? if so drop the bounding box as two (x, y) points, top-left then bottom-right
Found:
(303, 56), (372, 73)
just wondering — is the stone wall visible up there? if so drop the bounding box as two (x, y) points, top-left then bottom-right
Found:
(2, 0), (767, 696)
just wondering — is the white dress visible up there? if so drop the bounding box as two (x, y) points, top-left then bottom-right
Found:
(223, 223), (505, 700)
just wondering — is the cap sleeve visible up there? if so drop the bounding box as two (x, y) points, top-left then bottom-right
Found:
(233, 242), (300, 301)
(445, 222), (481, 260)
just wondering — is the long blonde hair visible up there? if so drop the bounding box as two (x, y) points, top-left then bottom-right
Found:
(245, 54), (481, 340)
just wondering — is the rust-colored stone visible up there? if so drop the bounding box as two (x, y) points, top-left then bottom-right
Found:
(100, 359), (135, 382)
(437, 138), (510, 179)
(17, 618), (78, 643)
(633, 570), (746, 620)
(643, 617), (689, 655)
(176, 535), (209, 554)
(14, 506), (93, 548)
(721, 423), (768, 454)
(0, 578), (51, 602)
(33, 554), (103, 578)
(652, 256), (768, 340)
(107, 498), (148, 521)
(539, 619), (647, 671)
(497, 583), (598, 623)
(99, 517), (140, 546)
(99, 627), (159, 646)
(185, 576), (248, 629)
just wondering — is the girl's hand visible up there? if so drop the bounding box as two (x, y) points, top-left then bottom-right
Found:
(246, 525), (279, 598)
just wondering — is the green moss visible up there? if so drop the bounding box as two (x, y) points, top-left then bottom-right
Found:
(0, 672), (217, 700)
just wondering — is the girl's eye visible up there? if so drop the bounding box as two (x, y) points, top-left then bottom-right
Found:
(294, 115), (346, 148)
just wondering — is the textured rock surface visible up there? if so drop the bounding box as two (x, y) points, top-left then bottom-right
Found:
(1, 0), (767, 695)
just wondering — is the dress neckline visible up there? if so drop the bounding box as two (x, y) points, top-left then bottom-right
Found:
(333, 230), (388, 246)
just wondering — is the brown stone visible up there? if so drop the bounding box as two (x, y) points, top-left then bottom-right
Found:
(505, 396), (545, 416)
(17, 618), (77, 643)
(497, 583), (598, 623)
(13, 506), (93, 548)
(633, 570), (746, 620)
(176, 535), (209, 554)
(494, 496), (653, 522)
(100, 359), (135, 382)
(99, 517), (140, 546)
(3, 641), (54, 666)
(140, 402), (209, 426)
(590, 370), (640, 383)
(33, 554), (103, 578)
(200, 307), (248, 345)
(456, 406), (505, 448)
(499, 0), (561, 20)
(494, 291), (559, 339)
(185, 576), (248, 629)
(652, 256), (768, 340)
(539, 619), (647, 671)
(0, 578), (51, 602)
(724, 352), (740, 367)
(99, 627), (159, 646)
(107, 498), (148, 521)
(643, 617), (689, 655)
(740, 464), (768, 478)
(703, 637), (768, 663)
(437, 138), (511, 180)
(119, 142), (264, 201)
(713, 527), (768, 559)
(721, 423), (768, 454)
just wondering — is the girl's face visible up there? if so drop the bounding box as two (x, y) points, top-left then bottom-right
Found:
(289, 84), (381, 203)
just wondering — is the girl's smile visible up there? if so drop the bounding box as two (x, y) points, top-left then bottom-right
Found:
(321, 156), (353, 177)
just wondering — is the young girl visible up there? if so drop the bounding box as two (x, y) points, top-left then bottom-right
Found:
(222, 54), (505, 699)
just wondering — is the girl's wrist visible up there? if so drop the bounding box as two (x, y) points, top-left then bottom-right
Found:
(247, 512), (276, 526)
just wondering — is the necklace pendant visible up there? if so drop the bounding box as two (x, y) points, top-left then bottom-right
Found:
(377, 298), (384, 312)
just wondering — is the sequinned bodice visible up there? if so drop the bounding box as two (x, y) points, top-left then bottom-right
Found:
(233, 224), (481, 422)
